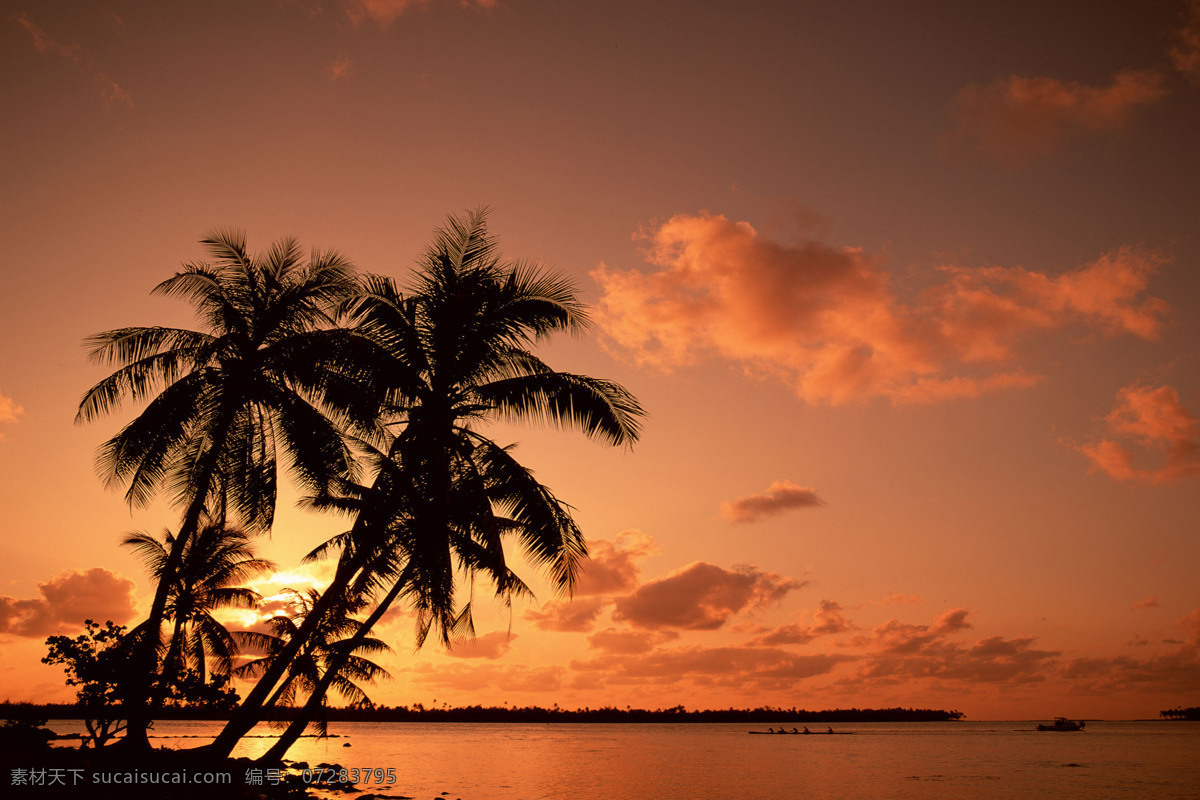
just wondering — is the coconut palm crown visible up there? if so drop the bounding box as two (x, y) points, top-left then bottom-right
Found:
(210, 209), (645, 759)
(77, 231), (370, 748)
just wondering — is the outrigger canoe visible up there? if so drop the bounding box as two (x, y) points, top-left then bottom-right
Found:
(748, 730), (855, 735)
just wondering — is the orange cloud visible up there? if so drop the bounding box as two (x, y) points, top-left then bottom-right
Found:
(13, 12), (133, 109)
(408, 662), (565, 693)
(612, 562), (803, 631)
(445, 631), (516, 659)
(570, 645), (849, 690)
(575, 530), (657, 597)
(946, 68), (1167, 166)
(1170, 0), (1200, 81)
(1178, 608), (1200, 643)
(834, 609), (1057, 688)
(857, 608), (974, 655)
(586, 628), (679, 655)
(0, 568), (138, 637)
(1077, 383), (1200, 484)
(324, 53), (355, 81)
(1132, 596), (1161, 610)
(524, 597), (607, 632)
(594, 214), (1166, 405)
(720, 480), (824, 523)
(882, 592), (924, 606)
(0, 390), (23, 441)
(846, 634), (1059, 686)
(337, 0), (497, 26)
(752, 600), (851, 646)
(1061, 644), (1200, 695)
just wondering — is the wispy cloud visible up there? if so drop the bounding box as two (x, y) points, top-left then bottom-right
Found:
(1170, 0), (1200, 82)
(946, 69), (1167, 166)
(1132, 596), (1161, 610)
(1077, 382), (1200, 484)
(720, 480), (824, 523)
(324, 53), (355, 81)
(444, 631), (516, 659)
(751, 600), (852, 646)
(335, 0), (497, 26)
(0, 568), (138, 637)
(575, 530), (657, 597)
(12, 12), (133, 109)
(594, 213), (1167, 405)
(524, 597), (606, 633)
(0, 390), (23, 441)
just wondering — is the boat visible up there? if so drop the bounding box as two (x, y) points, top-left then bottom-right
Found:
(748, 729), (855, 735)
(1036, 717), (1085, 731)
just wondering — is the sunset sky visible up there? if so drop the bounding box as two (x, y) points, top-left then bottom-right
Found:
(2, 0), (1199, 720)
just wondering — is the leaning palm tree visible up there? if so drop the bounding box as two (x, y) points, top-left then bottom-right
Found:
(234, 588), (390, 715)
(122, 521), (276, 694)
(77, 231), (370, 749)
(225, 208), (646, 761)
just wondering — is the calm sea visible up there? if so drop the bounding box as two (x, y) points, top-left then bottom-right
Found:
(46, 719), (1200, 799)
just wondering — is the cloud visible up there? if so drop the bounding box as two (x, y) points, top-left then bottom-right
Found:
(1077, 383), (1200, 484)
(1178, 609), (1200, 643)
(882, 592), (924, 606)
(0, 568), (138, 637)
(1170, 0), (1200, 81)
(1061, 645), (1200, 695)
(612, 562), (803, 631)
(946, 68), (1167, 166)
(720, 480), (824, 523)
(586, 628), (679, 655)
(524, 597), (607, 633)
(13, 13), (133, 109)
(570, 645), (849, 690)
(1132, 596), (1161, 610)
(576, 530), (658, 597)
(0, 390), (23, 441)
(445, 631), (515, 659)
(324, 53), (355, 81)
(856, 608), (974, 654)
(336, 0), (497, 26)
(407, 662), (565, 693)
(752, 600), (852, 646)
(593, 213), (1167, 405)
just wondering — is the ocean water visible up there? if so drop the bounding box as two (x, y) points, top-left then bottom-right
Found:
(46, 719), (1200, 799)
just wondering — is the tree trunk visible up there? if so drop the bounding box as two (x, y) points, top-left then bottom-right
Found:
(204, 559), (356, 756)
(123, 404), (237, 752)
(259, 570), (409, 762)
(205, 463), (398, 757)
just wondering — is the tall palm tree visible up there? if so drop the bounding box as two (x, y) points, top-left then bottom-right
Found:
(234, 209), (647, 761)
(78, 231), (369, 748)
(122, 521), (276, 694)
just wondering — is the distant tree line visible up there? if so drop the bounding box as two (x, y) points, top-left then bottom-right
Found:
(1160, 706), (1200, 720)
(0, 701), (962, 724)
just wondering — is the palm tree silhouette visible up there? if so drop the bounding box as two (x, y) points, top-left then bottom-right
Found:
(122, 521), (275, 696)
(244, 208), (646, 760)
(234, 588), (390, 714)
(78, 231), (367, 748)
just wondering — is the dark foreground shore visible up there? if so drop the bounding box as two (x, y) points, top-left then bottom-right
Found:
(2, 735), (437, 800)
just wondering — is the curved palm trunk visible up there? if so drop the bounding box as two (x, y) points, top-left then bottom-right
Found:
(207, 464), (399, 757)
(205, 557), (358, 756)
(260, 425), (453, 764)
(259, 571), (408, 762)
(124, 405), (237, 751)
(156, 613), (188, 705)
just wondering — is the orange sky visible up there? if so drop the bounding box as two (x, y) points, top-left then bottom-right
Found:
(2, 0), (1198, 720)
